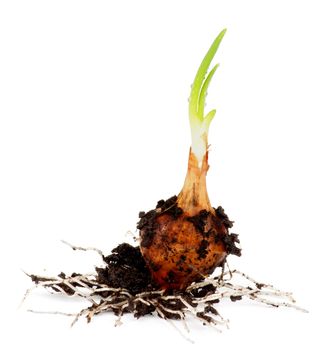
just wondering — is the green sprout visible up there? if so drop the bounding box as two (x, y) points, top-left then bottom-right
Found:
(188, 29), (226, 165)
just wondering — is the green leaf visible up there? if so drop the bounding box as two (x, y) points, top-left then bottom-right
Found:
(189, 29), (226, 121)
(198, 63), (219, 118)
(203, 109), (216, 130)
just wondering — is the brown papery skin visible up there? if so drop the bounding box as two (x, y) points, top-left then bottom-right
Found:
(177, 149), (213, 216)
(140, 149), (229, 290)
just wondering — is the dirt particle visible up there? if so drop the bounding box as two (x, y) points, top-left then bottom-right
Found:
(191, 283), (217, 298)
(204, 305), (220, 316)
(187, 209), (209, 233)
(196, 311), (213, 324)
(215, 206), (234, 229)
(165, 270), (177, 284)
(149, 261), (161, 272)
(156, 195), (183, 218)
(138, 196), (183, 249)
(222, 233), (241, 257)
(134, 302), (156, 318)
(140, 230), (156, 248)
(197, 239), (209, 259)
(230, 295), (242, 302)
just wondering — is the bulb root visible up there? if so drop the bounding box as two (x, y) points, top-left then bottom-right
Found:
(22, 241), (307, 337)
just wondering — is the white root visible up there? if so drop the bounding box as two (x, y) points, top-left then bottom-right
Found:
(61, 240), (104, 259)
(27, 310), (77, 317)
(22, 241), (307, 338)
(156, 308), (195, 344)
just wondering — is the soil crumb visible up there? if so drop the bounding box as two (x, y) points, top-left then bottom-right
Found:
(96, 243), (154, 295)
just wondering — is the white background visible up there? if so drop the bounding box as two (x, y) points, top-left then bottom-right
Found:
(0, 0), (335, 348)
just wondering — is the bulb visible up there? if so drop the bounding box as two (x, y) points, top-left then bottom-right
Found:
(138, 151), (241, 290)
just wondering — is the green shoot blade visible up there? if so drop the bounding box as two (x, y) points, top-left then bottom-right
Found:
(198, 63), (219, 118)
(189, 29), (226, 121)
(203, 109), (216, 130)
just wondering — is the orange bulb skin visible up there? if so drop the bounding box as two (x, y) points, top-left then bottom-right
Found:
(140, 211), (228, 290)
(138, 196), (240, 290)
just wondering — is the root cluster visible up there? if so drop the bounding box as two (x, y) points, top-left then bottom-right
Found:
(22, 241), (306, 336)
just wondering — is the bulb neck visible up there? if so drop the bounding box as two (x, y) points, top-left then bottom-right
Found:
(177, 148), (213, 216)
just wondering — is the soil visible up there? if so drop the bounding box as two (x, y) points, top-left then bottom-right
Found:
(96, 243), (155, 295)
(29, 196), (243, 322)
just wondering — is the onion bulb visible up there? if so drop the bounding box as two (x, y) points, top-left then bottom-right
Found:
(138, 29), (241, 290)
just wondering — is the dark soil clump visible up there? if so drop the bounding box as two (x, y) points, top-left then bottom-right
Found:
(187, 209), (209, 233)
(215, 206), (234, 228)
(137, 195), (183, 249)
(96, 243), (155, 295)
